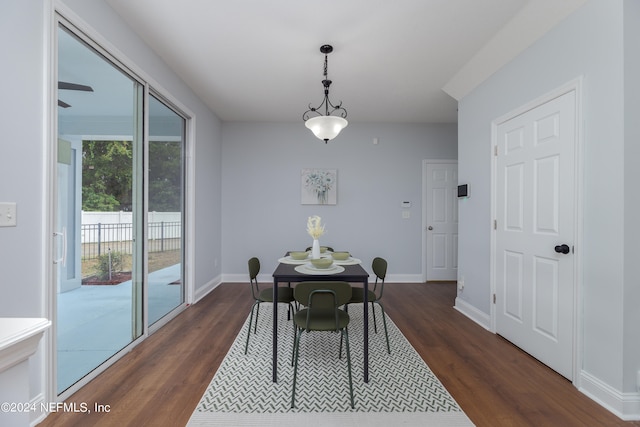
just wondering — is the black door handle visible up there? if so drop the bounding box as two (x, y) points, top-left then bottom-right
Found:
(554, 244), (570, 254)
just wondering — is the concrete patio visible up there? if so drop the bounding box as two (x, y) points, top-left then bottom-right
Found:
(56, 264), (182, 392)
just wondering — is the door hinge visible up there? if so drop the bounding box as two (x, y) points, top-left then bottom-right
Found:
(493, 294), (496, 304)
(493, 219), (497, 230)
(494, 145), (498, 156)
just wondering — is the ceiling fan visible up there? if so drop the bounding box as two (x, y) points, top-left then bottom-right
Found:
(58, 81), (93, 108)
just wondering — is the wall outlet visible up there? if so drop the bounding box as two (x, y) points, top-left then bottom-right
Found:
(0, 202), (17, 227)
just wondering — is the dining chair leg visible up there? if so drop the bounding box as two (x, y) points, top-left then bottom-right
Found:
(290, 303), (296, 357)
(287, 282), (297, 317)
(344, 327), (354, 409)
(244, 302), (258, 355)
(254, 303), (260, 333)
(291, 328), (302, 408)
(371, 301), (378, 333)
(377, 302), (391, 354)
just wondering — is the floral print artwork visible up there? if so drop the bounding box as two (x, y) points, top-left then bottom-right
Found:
(301, 169), (337, 205)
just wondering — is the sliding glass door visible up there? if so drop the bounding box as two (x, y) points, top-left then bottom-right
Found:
(55, 21), (186, 395)
(56, 24), (143, 393)
(148, 95), (185, 325)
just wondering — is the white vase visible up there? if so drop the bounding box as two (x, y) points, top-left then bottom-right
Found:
(311, 239), (320, 259)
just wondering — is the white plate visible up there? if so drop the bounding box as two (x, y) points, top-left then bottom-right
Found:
(294, 264), (345, 275)
(278, 256), (310, 264)
(278, 253), (346, 264)
(332, 257), (362, 265)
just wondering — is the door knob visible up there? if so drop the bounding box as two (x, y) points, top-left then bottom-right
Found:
(428, 226), (433, 230)
(554, 244), (570, 254)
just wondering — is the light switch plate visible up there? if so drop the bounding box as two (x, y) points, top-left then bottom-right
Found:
(0, 202), (17, 227)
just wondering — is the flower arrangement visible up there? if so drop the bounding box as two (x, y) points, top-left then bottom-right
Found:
(306, 215), (325, 239)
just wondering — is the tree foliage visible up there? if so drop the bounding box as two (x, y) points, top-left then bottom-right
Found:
(81, 140), (183, 212)
(82, 140), (133, 211)
(149, 141), (182, 212)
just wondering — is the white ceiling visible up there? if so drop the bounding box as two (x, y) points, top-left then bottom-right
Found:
(102, 0), (586, 124)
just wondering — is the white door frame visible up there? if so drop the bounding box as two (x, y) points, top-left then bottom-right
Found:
(490, 77), (584, 385)
(422, 159), (458, 282)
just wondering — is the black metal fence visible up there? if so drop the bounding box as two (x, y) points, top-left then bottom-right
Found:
(81, 221), (181, 260)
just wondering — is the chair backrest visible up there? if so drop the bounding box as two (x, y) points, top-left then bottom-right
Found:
(294, 281), (352, 332)
(248, 257), (260, 298)
(372, 257), (387, 280)
(372, 257), (387, 294)
(294, 281), (352, 307)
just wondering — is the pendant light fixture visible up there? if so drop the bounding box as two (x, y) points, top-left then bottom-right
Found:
(303, 45), (348, 143)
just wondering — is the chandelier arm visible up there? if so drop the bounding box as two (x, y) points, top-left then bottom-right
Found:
(303, 103), (348, 121)
(325, 98), (348, 119)
(303, 98), (328, 121)
(303, 89), (348, 121)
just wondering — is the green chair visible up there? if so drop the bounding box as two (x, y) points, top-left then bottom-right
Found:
(244, 257), (295, 355)
(347, 257), (390, 354)
(291, 281), (354, 409)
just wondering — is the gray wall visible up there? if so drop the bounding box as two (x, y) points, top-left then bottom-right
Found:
(1, 3), (51, 411)
(1, 3), (46, 314)
(221, 122), (457, 281)
(457, 0), (639, 410)
(622, 0), (640, 395)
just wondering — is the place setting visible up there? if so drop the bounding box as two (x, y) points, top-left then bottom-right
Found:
(294, 256), (345, 275)
(278, 249), (361, 268)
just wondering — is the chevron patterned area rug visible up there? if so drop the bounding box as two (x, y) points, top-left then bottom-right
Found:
(188, 303), (474, 427)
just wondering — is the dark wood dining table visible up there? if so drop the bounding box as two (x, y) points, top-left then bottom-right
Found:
(272, 258), (370, 383)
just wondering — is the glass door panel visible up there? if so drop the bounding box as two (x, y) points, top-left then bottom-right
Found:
(56, 24), (143, 394)
(147, 95), (185, 324)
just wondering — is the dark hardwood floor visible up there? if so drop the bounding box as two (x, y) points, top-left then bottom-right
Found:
(39, 282), (639, 426)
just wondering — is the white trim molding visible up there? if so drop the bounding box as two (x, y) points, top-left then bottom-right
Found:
(580, 370), (640, 421)
(454, 298), (491, 331)
(193, 276), (223, 304)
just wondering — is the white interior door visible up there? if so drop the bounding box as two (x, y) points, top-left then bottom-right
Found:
(494, 90), (576, 380)
(426, 162), (458, 281)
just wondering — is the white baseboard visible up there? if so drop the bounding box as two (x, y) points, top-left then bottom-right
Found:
(453, 296), (491, 331)
(193, 275), (222, 303)
(579, 370), (640, 420)
(222, 273), (257, 283)
(29, 393), (46, 426)
(388, 274), (424, 283)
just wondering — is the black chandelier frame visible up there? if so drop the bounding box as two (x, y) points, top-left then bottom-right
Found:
(302, 45), (348, 122)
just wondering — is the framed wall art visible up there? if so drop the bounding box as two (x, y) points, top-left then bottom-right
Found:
(301, 168), (337, 205)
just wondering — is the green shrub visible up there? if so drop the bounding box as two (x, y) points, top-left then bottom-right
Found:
(96, 251), (123, 280)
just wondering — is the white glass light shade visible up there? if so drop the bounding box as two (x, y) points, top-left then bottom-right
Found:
(305, 116), (348, 141)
